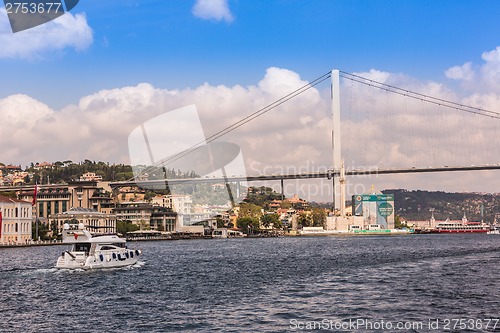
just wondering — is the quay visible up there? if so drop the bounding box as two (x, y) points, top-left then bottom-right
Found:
(0, 240), (64, 248)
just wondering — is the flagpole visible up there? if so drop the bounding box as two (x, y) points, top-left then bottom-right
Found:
(35, 201), (39, 241)
(33, 182), (39, 241)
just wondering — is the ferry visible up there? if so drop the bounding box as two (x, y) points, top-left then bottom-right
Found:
(56, 223), (141, 269)
(430, 215), (490, 233)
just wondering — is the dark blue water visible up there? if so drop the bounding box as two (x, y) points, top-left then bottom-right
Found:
(1, 234), (500, 332)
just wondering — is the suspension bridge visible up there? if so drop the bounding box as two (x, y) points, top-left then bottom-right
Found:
(108, 69), (500, 213)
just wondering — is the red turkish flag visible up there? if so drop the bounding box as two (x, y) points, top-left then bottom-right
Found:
(32, 183), (38, 206)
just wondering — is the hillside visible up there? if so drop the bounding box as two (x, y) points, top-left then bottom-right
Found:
(0, 160), (200, 185)
(382, 189), (500, 223)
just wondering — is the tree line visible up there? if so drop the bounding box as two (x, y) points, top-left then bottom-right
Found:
(19, 160), (200, 184)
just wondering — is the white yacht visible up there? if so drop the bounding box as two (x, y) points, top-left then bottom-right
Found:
(56, 223), (141, 269)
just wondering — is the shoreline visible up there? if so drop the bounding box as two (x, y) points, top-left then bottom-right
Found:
(0, 240), (65, 248)
(0, 231), (414, 248)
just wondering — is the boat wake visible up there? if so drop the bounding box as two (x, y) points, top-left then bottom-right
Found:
(52, 261), (145, 274)
(33, 267), (59, 275)
(131, 260), (146, 268)
(0, 267), (58, 275)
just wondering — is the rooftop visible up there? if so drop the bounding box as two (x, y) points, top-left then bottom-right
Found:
(61, 207), (104, 215)
(0, 194), (30, 204)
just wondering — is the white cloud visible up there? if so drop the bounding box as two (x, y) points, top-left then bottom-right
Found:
(192, 0), (234, 23)
(445, 62), (474, 81)
(445, 46), (500, 93)
(0, 8), (93, 59)
(480, 46), (500, 92)
(0, 94), (53, 126)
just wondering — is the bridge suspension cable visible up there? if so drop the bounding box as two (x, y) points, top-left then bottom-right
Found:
(339, 70), (500, 120)
(130, 71), (332, 181)
(201, 71), (331, 146)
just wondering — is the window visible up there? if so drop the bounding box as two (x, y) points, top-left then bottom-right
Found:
(99, 245), (117, 251)
(74, 243), (91, 253)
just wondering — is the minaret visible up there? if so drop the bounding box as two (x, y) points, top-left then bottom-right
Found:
(480, 203), (484, 223)
(339, 160), (346, 217)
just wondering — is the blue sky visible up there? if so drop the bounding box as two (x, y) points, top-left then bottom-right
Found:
(2, 0), (500, 109)
(1, 0), (500, 197)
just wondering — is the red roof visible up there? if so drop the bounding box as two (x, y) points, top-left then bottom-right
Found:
(0, 194), (30, 204)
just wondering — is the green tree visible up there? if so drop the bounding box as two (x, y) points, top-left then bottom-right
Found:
(297, 211), (312, 228)
(144, 191), (156, 202)
(216, 217), (225, 228)
(260, 213), (280, 229)
(238, 203), (262, 219)
(237, 217), (260, 234)
(273, 218), (283, 230)
(116, 220), (140, 235)
(311, 207), (326, 227)
(394, 215), (404, 229)
(242, 186), (274, 207)
(32, 222), (50, 240)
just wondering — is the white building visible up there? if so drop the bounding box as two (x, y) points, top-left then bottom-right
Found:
(152, 195), (193, 214)
(152, 195), (210, 233)
(0, 194), (32, 244)
(49, 207), (117, 235)
(79, 172), (103, 182)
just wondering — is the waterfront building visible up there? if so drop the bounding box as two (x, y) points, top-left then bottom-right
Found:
(0, 194), (32, 244)
(352, 194), (395, 229)
(152, 194), (193, 214)
(152, 194), (197, 229)
(113, 201), (152, 229)
(150, 205), (177, 232)
(409, 219), (437, 229)
(18, 181), (114, 221)
(324, 193), (395, 232)
(48, 207), (116, 235)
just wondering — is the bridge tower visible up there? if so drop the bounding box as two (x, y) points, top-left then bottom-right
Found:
(331, 69), (346, 216)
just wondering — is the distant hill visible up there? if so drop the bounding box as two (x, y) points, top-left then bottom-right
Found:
(2, 160), (201, 185)
(382, 189), (500, 223)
